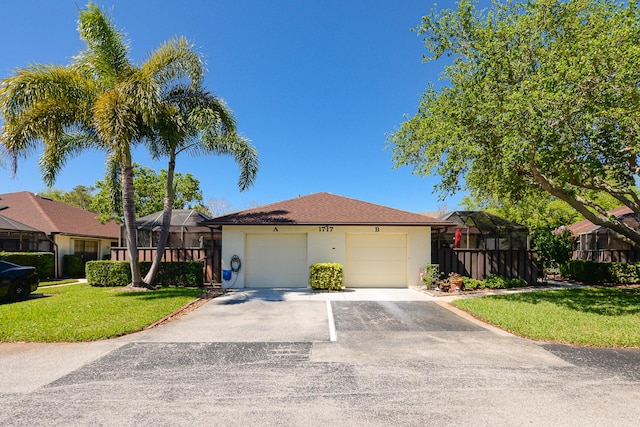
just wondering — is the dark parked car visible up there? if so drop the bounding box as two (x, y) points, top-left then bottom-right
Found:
(0, 260), (39, 301)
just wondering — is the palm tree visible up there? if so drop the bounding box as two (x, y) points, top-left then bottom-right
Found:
(0, 2), (203, 287)
(142, 85), (258, 285)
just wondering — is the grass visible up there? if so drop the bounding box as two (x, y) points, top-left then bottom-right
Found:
(452, 287), (640, 348)
(0, 283), (203, 342)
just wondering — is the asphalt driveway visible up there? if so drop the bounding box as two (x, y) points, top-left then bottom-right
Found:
(1, 288), (639, 426)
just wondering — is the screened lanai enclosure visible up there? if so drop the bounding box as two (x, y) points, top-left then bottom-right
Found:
(124, 209), (216, 248)
(430, 211), (537, 284)
(113, 209), (221, 283)
(434, 211), (530, 250)
(0, 213), (51, 252)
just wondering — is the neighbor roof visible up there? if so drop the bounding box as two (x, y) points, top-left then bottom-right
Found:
(0, 192), (119, 239)
(0, 214), (43, 233)
(203, 192), (453, 227)
(564, 206), (639, 236)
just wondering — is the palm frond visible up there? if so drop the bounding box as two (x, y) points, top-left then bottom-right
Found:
(0, 64), (96, 121)
(141, 37), (204, 90)
(77, 2), (132, 84)
(38, 130), (99, 186)
(201, 133), (259, 191)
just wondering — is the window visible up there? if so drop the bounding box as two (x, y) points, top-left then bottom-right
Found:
(74, 240), (99, 261)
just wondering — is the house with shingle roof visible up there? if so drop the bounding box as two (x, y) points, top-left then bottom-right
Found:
(564, 206), (640, 258)
(0, 191), (119, 277)
(203, 192), (453, 288)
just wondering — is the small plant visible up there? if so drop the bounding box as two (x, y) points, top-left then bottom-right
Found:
(421, 264), (442, 289)
(448, 272), (464, 291)
(462, 277), (484, 290)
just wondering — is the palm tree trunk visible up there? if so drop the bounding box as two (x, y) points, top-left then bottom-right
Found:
(143, 153), (176, 285)
(121, 162), (144, 286)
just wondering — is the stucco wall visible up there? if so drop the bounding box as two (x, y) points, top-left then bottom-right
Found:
(53, 235), (117, 277)
(221, 225), (431, 288)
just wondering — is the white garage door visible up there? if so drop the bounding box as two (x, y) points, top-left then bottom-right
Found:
(345, 234), (407, 288)
(245, 234), (308, 287)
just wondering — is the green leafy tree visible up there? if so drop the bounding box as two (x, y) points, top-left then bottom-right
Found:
(533, 229), (574, 273)
(0, 2), (203, 287)
(40, 185), (95, 211)
(389, 0), (640, 248)
(92, 163), (207, 218)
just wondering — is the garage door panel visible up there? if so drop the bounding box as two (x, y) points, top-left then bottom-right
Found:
(346, 234), (407, 288)
(347, 247), (406, 261)
(246, 234), (308, 288)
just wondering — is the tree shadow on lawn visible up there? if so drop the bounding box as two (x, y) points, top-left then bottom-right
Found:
(497, 287), (640, 317)
(111, 286), (204, 301)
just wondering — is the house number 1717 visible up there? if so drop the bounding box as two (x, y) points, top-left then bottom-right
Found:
(318, 226), (334, 232)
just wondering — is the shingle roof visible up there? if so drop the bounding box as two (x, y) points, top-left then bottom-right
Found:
(203, 192), (453, 227)
(0, 214), (42, 233)
(0, 191), (119, 239)
(564, 206), (639, 236)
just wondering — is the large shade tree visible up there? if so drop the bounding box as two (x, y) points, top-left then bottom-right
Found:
(0, 2), (203, 286)
(388, 0), (640, 247)
(91, 163), (209, 220)
(142, 85), (258, 285)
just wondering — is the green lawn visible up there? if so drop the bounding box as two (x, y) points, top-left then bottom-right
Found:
(0, 283), (202, 342)
(452, 287), (640, 348)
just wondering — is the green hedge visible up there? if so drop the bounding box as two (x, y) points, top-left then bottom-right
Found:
(560, 260), (640, 284)
(86, 260), (204, 287)
(63, 254), (85, 278)
(461, 275), (528, 290)
(0, 252), (55, 280)
(309, 263), (343, 290)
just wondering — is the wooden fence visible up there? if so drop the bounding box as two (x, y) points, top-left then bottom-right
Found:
(110, 247), (221, 283)
(433, 248), (539, 284)
(572, 249), (640, 263)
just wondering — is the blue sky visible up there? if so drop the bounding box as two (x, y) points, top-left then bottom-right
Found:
(0, 0), (465, 214)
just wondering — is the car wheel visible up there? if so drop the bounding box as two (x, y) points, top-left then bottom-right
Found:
(10, 281), (29, 301)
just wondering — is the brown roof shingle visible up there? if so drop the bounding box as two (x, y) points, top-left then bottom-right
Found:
(564, 206), (640, 236)
(204, 192), (453, 227)
(0, 191), (119, 239)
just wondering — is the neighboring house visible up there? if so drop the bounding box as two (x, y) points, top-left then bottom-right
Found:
(435, 211), (530, 250)
(564, 206), (640, 259)
(202, 192), (452, 288)
(0, 192), (119, 277)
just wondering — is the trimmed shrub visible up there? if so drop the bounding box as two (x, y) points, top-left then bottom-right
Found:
(608, 262), (640, 284)
(141, 262), (203, 287)
(63, 254), (85, 278)
(561, 260), (640, 284)
(560, 260), (612, 284)
(86, 260), (204, 287)
(310, 263), (343, 290)
(460, 275), (529, 290)
(86, 261), (131, 286)
(0, 251), (55, 280)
